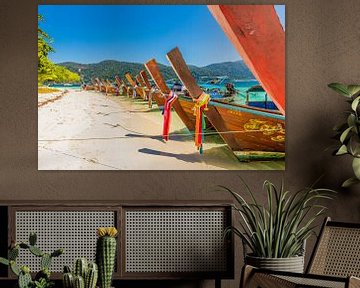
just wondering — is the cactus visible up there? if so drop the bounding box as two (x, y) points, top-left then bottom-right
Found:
(18, 269), (32, 288)
(29, 246), (44, 257)
(63, 272), (74, 288)
(63, 260), (98, 288)
(74, 258), (87, 279)
(41, 253), (52, 270)
(0, 257), (9, 266)
(9, 246), (19, 260)
(19, 243), (30, 249)
(85, 263), (98, 288)
(35, 268), (50, 282)
(0, 232), (64, 288)
(73, 275), (85, 288)
(51, 248), (64, 258)
(96, 227), (118, 288)
(10, 260), (20, 276)
(29, 232), (37, 246)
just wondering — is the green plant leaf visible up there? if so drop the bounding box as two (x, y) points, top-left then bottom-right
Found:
(340, 127), (353, 143)
(223, 180), (334, 258)
(351, 96), (360, 111)
(333, 122), (348, 132)
(347, 114), (356, 128)
(336, 145), (348, 155)
(0, 257), (9, 266)
(352, 157), (360, 179)
(10, 261), (20, 276)
(342, 177), (360, 188)
(347, 85), (360, 97)
(328, 83), (352, 97)
(348, 135), (360, 157)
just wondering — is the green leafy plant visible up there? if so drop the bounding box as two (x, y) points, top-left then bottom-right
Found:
(329, 83), (360, 187)
(0, 232), (63, 288)
(38, 14), (80, 85)
(221, 180), (335, 258)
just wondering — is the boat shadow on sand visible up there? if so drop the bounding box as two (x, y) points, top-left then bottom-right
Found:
(137, 146), (278, 170)
(126, 128), (226, 144)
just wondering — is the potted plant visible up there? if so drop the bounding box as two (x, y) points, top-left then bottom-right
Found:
(0, 232), (64, 288)
(328, 83), (360, 187)
(62, 258), (98, 288)
(222, 180), (334, 273)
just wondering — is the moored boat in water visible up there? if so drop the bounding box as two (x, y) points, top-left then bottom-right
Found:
(245, 85), (278, 110)
(166, 47), (285, 161)
(199, 76), (236, 103)
(207, 5), (285, 115)
(114, 76), (128, 96)
(139, 69), (165, 108)
(124, 72), (147, 100)
(144, 58), (197, 132)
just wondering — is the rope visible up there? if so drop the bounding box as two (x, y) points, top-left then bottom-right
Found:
(38, 127), (284, 142)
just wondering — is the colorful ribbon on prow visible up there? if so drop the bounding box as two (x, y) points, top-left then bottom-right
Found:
(193, 92), (210, 154)
(162, 90), (178, 141)
(148, 87), (156, 109)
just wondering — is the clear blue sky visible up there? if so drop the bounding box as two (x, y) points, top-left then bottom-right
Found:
(38, 5), (285, 67)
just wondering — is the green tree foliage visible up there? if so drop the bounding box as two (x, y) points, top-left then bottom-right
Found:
(38, 15), (80, 84)
(59, 60), (254, 84)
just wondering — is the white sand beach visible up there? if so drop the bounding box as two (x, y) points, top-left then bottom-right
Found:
(38, 90), (285, 170)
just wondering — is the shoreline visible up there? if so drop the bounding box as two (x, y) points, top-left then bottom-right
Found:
(38, 90), (285, 170)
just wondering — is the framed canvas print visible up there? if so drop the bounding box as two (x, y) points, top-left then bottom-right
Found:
(38, 4), (285, 170)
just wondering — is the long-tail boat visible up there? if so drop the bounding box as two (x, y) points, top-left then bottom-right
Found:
(139, 68), (165, 108)
(95, 78), (106, 93)
(114, 76), (128, 96)
(166, 47), (285, 160)
(105, 79), (119, 95)
(124, 73), (146, 100)
(207, 5), (285, 115)
(144, 58), (196, 132)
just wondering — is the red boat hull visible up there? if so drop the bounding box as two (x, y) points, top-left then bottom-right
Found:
(208, 5), (285, 115)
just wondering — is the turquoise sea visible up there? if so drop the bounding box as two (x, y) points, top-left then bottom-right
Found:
(49, 84), (82, 90)
(49, 79), (269, 105)
(198, 79), (270, 105)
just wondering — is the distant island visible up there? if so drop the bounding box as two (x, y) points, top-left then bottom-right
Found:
(58, 60), (254, 83)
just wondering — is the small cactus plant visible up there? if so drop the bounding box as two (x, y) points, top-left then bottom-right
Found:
(62, 259), (98, 288)
(96, 227), (118, 288)
(0, 232), (63, 288)
(73, 275), (85, 288)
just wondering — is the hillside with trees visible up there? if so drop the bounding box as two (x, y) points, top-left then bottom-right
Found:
(59, 59), (254, 83)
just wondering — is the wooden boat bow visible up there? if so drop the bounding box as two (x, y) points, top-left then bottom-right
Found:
(207, 5), (285, 115)
(166, 48), (203, 99)
(144, 58), (196, 131)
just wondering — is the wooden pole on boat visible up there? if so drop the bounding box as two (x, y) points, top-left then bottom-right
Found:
(124, 73), (144, 99)
(166, 47), (240, 149)
(145, 58), (196, 131)
(207, 5), (285, 115)
(139, 70), (151, 89)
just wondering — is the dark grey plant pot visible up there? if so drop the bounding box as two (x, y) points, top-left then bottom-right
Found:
(245, 254), (305, 273)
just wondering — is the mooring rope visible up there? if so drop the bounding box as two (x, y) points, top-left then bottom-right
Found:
(38, 125), (284, 142)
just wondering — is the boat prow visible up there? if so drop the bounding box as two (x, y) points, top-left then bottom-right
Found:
(208, 5), (285, 115)
(166, 47), (285, 161)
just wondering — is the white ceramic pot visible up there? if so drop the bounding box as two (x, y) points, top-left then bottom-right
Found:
(245, 254), (305, 273)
